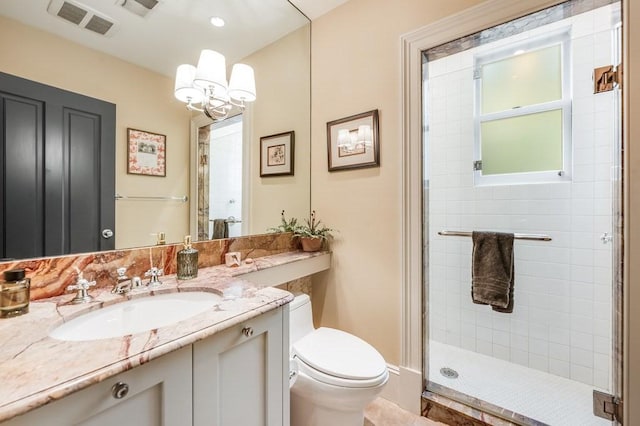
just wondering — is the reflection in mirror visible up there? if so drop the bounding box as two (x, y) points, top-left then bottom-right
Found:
(196, 114), (247, 240)
(0, 0), (311, 260)
(190, 22), (311, 242)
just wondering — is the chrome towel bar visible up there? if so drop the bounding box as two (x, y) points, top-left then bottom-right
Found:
(115, 194), (188, 202)
(438, 230), (552, 242)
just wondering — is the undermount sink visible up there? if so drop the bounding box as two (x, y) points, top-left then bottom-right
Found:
(49, 291), (223, 341)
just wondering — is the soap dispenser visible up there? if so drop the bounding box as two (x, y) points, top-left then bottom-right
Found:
(177, 235), (198, 280)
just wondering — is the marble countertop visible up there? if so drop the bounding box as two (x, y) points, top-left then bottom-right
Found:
(0, 250), (326, 422)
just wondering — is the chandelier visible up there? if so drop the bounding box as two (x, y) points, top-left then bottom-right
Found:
(174, 49), (256, 120)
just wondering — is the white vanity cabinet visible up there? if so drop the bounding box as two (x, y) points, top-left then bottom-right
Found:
(3, 345), (193, 426)
(2, 305), (289, 426)
(193, 305), (289, 426)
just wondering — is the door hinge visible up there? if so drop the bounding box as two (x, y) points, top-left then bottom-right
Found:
(593, 390), (623, 423)
(594, 63), (622, 93)
(473, 160), (482, 171)
(473, 68), (481, 80)
(200, 154), (208, 166)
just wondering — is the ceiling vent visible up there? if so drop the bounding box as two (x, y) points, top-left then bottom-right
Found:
(117, 0), (160, 18)
(47, 0), (117, 36)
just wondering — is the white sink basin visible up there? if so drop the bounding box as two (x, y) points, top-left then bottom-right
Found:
(50, 291), (222, 341)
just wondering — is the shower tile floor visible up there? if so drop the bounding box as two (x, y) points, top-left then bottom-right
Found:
(429, 341), (610, 426)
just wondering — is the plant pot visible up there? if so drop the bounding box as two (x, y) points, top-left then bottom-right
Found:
(300, 237), (323, 252)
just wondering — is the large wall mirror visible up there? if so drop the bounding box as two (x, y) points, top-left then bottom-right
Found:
(0, 0), (310, 258)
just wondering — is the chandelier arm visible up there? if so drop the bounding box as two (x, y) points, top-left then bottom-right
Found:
(186, 104), (204, 112)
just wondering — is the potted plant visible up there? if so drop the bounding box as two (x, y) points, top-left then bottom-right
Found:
(267, 210), (299, 233)
(293, 210), (336, 252)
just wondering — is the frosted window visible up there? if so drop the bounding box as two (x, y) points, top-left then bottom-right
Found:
(481, 110), (563, 175)
(481, 45), (562, 114)
(473, 31), (571, 185)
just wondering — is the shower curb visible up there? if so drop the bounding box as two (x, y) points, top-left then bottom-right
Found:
(422, 383), (549, 426)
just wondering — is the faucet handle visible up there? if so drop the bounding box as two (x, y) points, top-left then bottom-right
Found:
(67, 278), (96, 291)
(144, 267), (163, 287)
(116, 267), (128, 279)
(67, 278), (96, 304)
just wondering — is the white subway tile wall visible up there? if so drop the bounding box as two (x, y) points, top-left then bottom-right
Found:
(427, 5), (616, 391)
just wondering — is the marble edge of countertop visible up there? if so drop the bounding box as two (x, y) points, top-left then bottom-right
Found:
(0, 250), (328, 422)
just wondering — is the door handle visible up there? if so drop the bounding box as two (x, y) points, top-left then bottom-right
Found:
(102, 229), (114, 239)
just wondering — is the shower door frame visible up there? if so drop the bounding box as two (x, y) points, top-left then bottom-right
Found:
(400, 0), (627, 422)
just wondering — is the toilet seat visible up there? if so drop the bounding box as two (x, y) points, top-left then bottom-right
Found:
(292, 327), (388, 388)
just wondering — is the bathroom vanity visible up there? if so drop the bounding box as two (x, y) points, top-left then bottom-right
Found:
(0, 252), (330, 425)
(2, 306), (287, 426)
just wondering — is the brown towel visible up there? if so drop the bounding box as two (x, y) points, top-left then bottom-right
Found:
(211, 219), (229, 239)
(471, 231), (514, 313)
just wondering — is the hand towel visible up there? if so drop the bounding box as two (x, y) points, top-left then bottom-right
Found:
(471, 231), (515, 313)
(211, 219), (229, 239)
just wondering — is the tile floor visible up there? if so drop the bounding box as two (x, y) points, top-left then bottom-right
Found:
(429, 341), (610, 426)
(364, 397), (446, 426)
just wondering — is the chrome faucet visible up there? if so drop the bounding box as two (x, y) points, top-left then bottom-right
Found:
(67, 276), (96, 304)
(112, 267), (142, 294)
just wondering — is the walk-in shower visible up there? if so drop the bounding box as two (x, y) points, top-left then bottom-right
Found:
(423, 1), (622, 424)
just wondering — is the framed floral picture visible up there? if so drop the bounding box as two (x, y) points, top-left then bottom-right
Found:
(260, 131), (295, 177)
(127, 128), (166, 177)
(326, 109), (379, 171)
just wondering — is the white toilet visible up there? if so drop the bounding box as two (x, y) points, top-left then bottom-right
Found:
(289, 293), (388, 426)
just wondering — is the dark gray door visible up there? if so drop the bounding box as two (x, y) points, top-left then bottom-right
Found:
(0, 72), (115, 259)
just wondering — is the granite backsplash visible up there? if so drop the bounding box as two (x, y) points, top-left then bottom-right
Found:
(0, 233), (297, 301)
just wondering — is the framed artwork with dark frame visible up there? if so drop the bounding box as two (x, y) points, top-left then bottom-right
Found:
(326, 109), (379, 171)
(127, 128), (166, 177)
(260, 131), (295, 177)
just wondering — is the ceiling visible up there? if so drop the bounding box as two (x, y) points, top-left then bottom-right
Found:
(0, 0), (348, 78)
(290, 0), (349, 20)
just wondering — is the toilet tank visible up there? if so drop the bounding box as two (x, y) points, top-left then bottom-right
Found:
(289, 293), (315, 346)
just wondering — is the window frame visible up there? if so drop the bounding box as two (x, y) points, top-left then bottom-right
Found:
(473, 29), (572, 186)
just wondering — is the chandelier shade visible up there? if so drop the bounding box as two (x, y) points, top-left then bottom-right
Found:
(174, 64), (204, 103)
(228, 64), (257, 102)
(193, 49), (228, 93)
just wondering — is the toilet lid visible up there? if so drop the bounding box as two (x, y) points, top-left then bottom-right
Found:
(292, 327), (387, 380)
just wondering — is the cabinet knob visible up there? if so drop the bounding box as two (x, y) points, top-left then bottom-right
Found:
(111, 382), (129, 399)
(242, 327), (254, 337)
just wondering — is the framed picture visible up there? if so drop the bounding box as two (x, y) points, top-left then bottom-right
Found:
(127, 128), (166, 177)
(260, 131), (295, 177)
(327, 109), (379, 171)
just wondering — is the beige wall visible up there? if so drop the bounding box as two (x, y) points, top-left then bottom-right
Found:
(244, 25), (311, 235)
(0, 16), (191, 249)
(310, 0), (484, 366)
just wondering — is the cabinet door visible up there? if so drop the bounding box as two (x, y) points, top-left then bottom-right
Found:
(3, 346), (192, 426)
(193, 307), (289, 426)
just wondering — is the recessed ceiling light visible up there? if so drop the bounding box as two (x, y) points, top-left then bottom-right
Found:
(210, 16), (225, 27)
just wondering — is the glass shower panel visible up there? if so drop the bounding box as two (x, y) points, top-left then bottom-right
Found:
(423, 2), (620, 425)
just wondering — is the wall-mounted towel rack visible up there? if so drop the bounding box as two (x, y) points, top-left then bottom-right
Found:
(115, 194), (188, 202)
(438, 230), (552, 241)
(225, 217), (242, 224)
(209, 217), (242, 224)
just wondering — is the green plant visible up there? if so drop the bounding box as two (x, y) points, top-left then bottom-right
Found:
(293, 210), (336, 240)
(267, 210), (299, 233)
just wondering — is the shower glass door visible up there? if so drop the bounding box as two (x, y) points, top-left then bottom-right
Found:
(423, 2), (622, 425)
